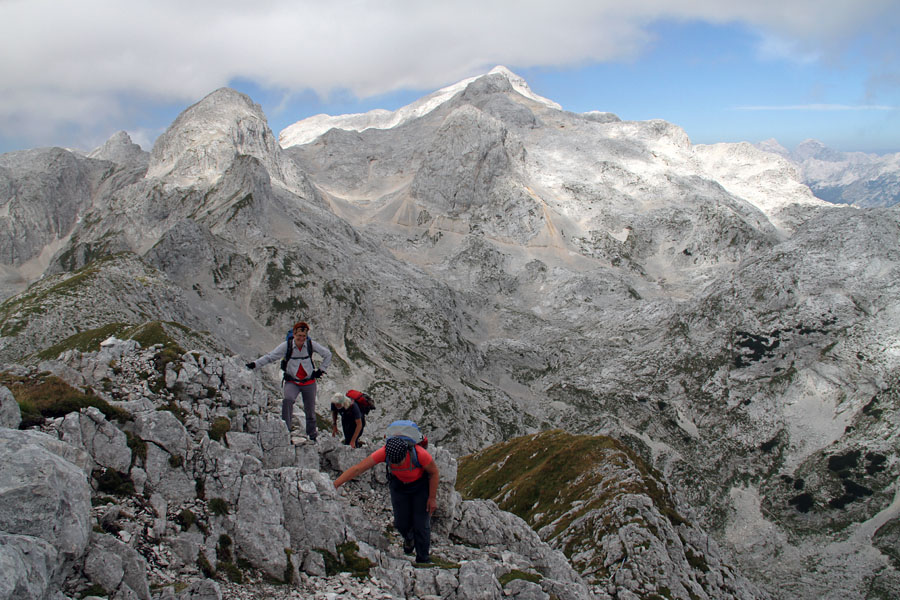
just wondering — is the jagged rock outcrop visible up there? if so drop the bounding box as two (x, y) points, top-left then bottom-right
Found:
(146, 88), (307, 190)
(458, 430), (764, 600)
(88, 131), (150, 169)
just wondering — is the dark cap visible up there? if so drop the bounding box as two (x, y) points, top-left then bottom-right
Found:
(385, 438), (410, 464)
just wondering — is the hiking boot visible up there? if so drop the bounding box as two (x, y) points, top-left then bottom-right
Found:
(403, 537), (415, 555)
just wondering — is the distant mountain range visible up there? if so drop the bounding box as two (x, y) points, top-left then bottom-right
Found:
(757, 138), (900, 207)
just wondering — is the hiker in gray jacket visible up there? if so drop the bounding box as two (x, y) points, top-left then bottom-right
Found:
(246, 321), (332, 442)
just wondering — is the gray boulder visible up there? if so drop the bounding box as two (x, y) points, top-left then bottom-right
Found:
(0, 429), (91, 594)
(0, 387), (18, 429)
(142, 442), (196, 504)
(504, 578), (550, 600)
(452, 500), (584, 587)
(271, 467), (347, 555)
(233, 472), (291, 580)
(133, 409), (190, 457)
(176, 578), (222, 600)
(0, 533), (58, 600)
(456, 559), (503, 600)
(196, 438), (261, 505)
(60, 407), (131, 473)
(83, 533), (151, 600)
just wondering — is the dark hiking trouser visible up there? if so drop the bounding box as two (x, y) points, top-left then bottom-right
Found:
(341, 414), (366, 445)
(389, 475), (430, 563)
(283, 381), (318, 440)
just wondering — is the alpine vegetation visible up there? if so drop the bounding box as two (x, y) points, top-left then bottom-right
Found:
(1, 66), (898, 599)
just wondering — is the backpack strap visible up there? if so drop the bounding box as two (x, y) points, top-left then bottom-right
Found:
(306, 338), (316, 371)
(281, 331), (293, 371)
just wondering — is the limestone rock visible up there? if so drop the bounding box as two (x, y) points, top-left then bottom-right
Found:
(0, 429), (91, 591)
(0, 387), (19, 429)
(83, 533), (151, 600)
(88, 131), (149, 169)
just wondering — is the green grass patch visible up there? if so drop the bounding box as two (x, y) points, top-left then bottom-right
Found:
(457, 429), (687, 551)
(209, 417), (231, 442)
(209, 498), (230, 516)
(0, 371), (131, 428)
(93, 468), (136, 497)
(34, 322), (133, 360)
(316, 542), (373, 579)
(499, 569), (542, 587)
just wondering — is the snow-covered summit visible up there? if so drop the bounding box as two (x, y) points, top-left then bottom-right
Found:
(278, 65), (561, 148)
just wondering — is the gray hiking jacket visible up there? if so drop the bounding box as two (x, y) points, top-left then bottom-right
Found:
(254, 338), (333, 380)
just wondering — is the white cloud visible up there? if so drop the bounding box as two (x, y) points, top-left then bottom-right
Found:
(0, 0), (897, 150)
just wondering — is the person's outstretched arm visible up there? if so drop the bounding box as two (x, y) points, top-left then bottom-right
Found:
(334, 454), (377, 488)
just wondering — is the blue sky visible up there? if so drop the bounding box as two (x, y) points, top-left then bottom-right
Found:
(1, 1), (898, 155)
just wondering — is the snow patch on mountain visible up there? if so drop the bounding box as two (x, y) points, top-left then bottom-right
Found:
(278, 65), (561, 148)
(692, 141), (831, 231)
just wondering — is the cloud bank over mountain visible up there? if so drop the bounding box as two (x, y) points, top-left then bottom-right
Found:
(1, 0), (897, 152)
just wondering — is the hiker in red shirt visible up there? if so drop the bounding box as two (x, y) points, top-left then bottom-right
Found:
(333, 423), (438, 564)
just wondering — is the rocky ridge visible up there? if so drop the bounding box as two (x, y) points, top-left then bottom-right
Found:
(757, 138), (900, 208)
(0, 333), (748, 599)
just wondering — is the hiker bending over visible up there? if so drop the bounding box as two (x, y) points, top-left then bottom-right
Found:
(246, 321), (332, 442)
(333, 423), (438, 564)
(331, 392), (365, 448)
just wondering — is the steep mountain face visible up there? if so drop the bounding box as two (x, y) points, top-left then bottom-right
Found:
(458, 430), (764, 599)
(0, 147), (144, 298)
(757, 138), (900, 208)
(1, 67), (898, 599)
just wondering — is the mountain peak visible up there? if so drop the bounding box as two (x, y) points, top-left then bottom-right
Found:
(278, 66), (560, 148)
(88, 130), (148, 167)
(147, 87), (281, 182)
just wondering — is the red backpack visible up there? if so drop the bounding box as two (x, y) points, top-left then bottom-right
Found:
(346, 390), (376, 415)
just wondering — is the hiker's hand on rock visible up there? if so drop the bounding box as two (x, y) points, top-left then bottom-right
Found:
(245, 362), (255, 370)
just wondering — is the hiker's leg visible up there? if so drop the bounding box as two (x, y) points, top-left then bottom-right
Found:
(389, 481), (413, 541)
(282, 382), (301, 430)
(341, 417), (355, 445)
(298, 382), (318, 440)
(410, 478), (431, 562)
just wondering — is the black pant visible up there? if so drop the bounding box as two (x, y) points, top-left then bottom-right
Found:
(341, 414), (366, 445)
(389, 475), (430, 562)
